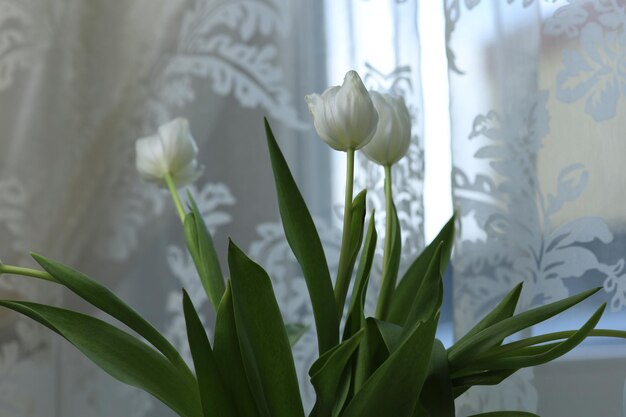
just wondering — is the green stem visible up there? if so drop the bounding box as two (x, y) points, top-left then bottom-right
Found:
(334, 148), (355, 317)
(376, 164), (394, 319)
(164, 172), (186, 223)
(0, 264), (57, 283)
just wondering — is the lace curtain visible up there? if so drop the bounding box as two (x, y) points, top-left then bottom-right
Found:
(0, 0), (624, 416)
(447, 0), (626, 415)
(0, 0), (423, 416)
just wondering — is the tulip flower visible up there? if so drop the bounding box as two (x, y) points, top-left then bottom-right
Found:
(136, 118), (202, 222)
(305, 70), (379, 315)
(135, 118), (202, 187)
(363, 93), (411, 318)
(305, 70), (379, 152)
(362, 92), (411, 166)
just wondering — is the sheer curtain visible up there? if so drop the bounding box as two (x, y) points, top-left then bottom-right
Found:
(1, 0), (625, 416)
(446, 0), (626, 415)
(0, 1), (424, 416)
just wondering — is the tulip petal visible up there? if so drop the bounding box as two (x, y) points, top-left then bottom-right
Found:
(305, 70), (379, 151)
(136, 135), (167, 181)
(307, 89), (347, 151)
(362, 92), (411, 166)
(158, 118), (198, 173)
(337, 71), (378, 149)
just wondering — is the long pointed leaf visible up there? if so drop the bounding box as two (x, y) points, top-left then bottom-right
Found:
(347, 190), (367, 281)
(184, 192), (225, 311)
(451, 369), (516, 393)
(346, 215), (378, 398)
(469, 303), (606, 370)
(447, 287), (601, 371)
(401, 243), (445, 338)
(419, 339), (454, 417)
(377, 202), (402, 320)
(31, 253), (192, 379)
(309, 330), (364, 417)
(0, 300), (202, 417)
(478, 328), (626, 356)
(214, 283), (264, 417)
(387, 215), (454, 325)
(343, 211), (377, 341)
(354, 318), (392, 391)
(331, 368), (352, 417)
(373, 319), (403, 353)
(182, 290), (236, 417)
(451, 282), (523, 354)
(228, 240), (305, 417)
(353, 318), (404, 395)
(264, 118), (339, 354)
(342, 316), (438, 417)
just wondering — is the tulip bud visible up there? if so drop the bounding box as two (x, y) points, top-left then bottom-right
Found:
(305, 70), (379, 151)
(362, 92), (411, 166)
(135, 118), (203, 187)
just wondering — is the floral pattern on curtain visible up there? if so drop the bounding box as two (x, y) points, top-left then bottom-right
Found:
(446, 0), (626, 415)
(0, 0), (425, 416)
(3, 0), (625, 416)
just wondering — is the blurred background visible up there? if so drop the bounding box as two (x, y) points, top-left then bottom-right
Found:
(0, 0), (625, 415)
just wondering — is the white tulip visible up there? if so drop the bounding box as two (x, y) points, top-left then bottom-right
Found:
(305, 70), (379, 151)
(135, 118), (203, 187)
(362, 92), (412, 166)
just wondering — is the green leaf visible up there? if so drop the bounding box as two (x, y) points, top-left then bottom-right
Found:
(469, 303), (606, 370)
(228, 239), (305, 417)
(372, 318), (403, 353)
(309, 330), (364, 417)
(286, 323), (309, 347)
(354, 318), (392, 390)
(31, 253), (192, 379)
(387, 215), (455, 325)
(479, 328), (626, 359)
(346, 189), (368, 287)
(349, 189), (367, 257)
(184, 192), (225, 311)
(377, 202), (402, 321)
(451, 369), (516, 391)
(401, 243), (445, 335)
(343, 211), (377, 341)
(353, 318), (404, 393)
(412, 403), (431, 417)
(331, 368), (352, 417)
(447, 287), (601, 372)
(213, 283), (264, 417)
(0, 300), (202, 417)
(418, 339), (455, 417)
(342, 316), (438, 417)
(467, 412), (539, 417)
(182, 289), (237, 417)
(343, 214), (378, 398)
(264, 118), (339, 354)
(451, 282), (524, 353)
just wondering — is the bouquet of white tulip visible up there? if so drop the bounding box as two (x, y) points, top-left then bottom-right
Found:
(0, 70), (623, 417)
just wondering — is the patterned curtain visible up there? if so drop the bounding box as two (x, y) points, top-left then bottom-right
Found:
(2, 0), (625, 416)
(0, 0), (424, 416)
(446, 0), (626, 415)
